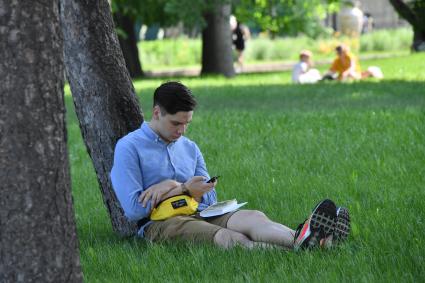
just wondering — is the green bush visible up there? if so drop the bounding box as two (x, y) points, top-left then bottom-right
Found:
(359, 28), (412, 52)
(138, 38), (201, 68)
(245, 37), (313, 62)
(138, 28), (413, 69)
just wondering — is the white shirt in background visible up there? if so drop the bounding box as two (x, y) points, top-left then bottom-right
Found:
(292, 62), (321, 84)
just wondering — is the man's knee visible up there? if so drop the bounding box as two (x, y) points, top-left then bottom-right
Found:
(227, 210), (273, 240)
(213, 228), (254, 249)
(236, 210), (268, 221)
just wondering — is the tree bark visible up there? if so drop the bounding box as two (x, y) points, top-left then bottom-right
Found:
(201, 3), (235, 77)
(389, 0), (425, 51)
(113, 12), (144, 78)
(0, 1), (82, 282)
(60, 0), (144, 236)
(411, 27), (425, 52)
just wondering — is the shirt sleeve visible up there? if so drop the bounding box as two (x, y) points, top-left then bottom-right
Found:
(110, 139), (152, 221)
(193, 144), (217, 209)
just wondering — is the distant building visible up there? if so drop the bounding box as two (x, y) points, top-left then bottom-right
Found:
(357, 0), (407, 29)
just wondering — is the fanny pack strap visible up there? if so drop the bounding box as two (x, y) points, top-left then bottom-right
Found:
(137, 218), (149, 229)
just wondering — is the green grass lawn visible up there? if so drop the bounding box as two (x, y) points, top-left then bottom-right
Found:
(66, 53), (425, 282)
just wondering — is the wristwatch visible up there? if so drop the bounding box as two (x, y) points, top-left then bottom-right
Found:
(181, 183), (190, 196)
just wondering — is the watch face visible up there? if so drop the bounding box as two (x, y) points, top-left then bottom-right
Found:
(182, 184), (189, 194)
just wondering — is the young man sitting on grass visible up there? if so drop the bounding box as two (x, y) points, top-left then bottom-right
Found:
(111, 81), (350, 250)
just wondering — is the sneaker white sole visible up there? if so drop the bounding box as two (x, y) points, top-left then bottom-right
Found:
(310, 199), (337, 237)
(334, 207), (351, 241)
(294, 199), (337, 250)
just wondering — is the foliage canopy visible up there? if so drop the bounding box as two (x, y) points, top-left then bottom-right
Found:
(112, 0), (341, 37)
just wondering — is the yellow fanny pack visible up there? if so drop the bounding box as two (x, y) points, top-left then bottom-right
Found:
(150, 195), (199, 221)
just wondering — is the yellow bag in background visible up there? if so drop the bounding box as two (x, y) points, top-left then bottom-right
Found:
(150, 195), (199, 221)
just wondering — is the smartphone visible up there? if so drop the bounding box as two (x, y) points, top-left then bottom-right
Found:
(206, 176), (220, 183)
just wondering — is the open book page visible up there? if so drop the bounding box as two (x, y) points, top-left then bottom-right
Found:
(200, 199), (247, 218)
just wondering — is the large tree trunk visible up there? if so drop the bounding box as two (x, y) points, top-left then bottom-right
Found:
(0, 1), (82, 281)
(411, 27), (425, 52)
(201, 3), (235, 77)
(389, 0), (425, 51)
(61, 0), (144, 236)
(114, 12), (144, 78)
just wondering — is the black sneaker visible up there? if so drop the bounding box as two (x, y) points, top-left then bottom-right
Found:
(334, 207), (351, 242)
(293, 199), (337, 251)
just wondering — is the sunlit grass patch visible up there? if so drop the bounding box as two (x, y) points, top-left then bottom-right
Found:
(66, 53), (425, 282)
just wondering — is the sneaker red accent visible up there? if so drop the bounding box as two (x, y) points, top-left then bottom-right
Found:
(294, 219), (312, 250)
(300, 219), (310, 237)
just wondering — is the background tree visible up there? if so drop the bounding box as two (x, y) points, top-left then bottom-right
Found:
(111, 0), (180, 78)
(61, 0), (143, 236)
(113, 0), (235, 77)
(201, 2), (235, 76)
(389, 0), (425, 51)
(0, 1), (82, 281)
(234, 0), (340, 38)
(164, 0), (235, 76)
(113, 9), (144, 78)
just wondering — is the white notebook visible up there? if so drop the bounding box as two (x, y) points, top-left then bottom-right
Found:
(200, 199), (247, 218)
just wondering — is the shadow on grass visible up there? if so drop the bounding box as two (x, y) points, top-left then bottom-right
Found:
(67, 78), (424, 246)
(65, 79), (425, 124)
(189, 80), (425, 113)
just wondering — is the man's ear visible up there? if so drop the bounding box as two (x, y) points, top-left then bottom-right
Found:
(152, 105), (161, 120)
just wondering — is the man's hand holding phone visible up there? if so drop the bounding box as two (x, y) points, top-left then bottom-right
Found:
(206, 176), (220, 184)
(184, 176), (218, 201)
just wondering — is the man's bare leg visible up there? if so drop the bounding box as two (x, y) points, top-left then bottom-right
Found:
(213, 228), (255, 249)
(226, 210), (296, 249)
(213, 228), (288, 250)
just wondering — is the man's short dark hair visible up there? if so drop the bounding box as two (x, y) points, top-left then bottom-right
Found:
(153, 81), (197, 115)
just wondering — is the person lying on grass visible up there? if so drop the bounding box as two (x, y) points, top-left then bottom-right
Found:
(111, 81), (351, 250)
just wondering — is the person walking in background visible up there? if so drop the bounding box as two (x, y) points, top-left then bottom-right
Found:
(230, 15), (250, 73)
(362, 12), (374, 34)
(292, 50), (321, 84)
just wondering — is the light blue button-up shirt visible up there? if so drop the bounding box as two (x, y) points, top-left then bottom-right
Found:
(111, 122), (217, 237)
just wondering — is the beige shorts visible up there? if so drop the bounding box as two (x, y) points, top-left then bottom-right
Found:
(145, 212), (237, 243)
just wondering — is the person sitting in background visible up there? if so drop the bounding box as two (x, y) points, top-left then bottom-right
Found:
(292, 50), (321, 84)
(323, 44), (362, 81)
(322, 44), (384, 81)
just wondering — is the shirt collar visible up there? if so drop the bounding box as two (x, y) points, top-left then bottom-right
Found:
(141, 122), (175, 145)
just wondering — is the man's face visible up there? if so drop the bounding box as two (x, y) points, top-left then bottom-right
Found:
(153, 106), (193, 143)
